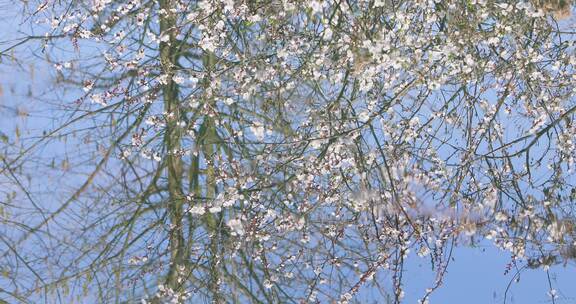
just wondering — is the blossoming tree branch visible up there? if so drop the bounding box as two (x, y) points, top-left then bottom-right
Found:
(1, 0), (576, 303)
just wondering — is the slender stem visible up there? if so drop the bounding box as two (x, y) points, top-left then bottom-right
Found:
(159, 0), (185, 291)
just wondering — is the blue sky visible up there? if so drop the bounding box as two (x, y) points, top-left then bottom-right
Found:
(2, 3), (576, 304)
(400, 243), (576, 304)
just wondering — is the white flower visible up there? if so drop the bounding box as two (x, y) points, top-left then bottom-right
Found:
(548, 289), (558, 299)
(187, 205), (205, 216)
(418, 246), (431, 257)
(495, 212), (508, 222)
(90, 93), (107, 106)
(250, 123), (266, 141)
(528, 112), (547, 134)
(323, 27), (333, 40)
(374, 0), (385, 7)
(227, 218), (245, 236)
(152, 152), (161, 162)
(209, 206), (221, 213)
(189, 99), (200, 108)
(358, 111), (370, 123)
(172, 75), (185, 84)
(83, 81), (94, 92)
(189, 76), (199, 86)
(223, 98), (235, 106)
